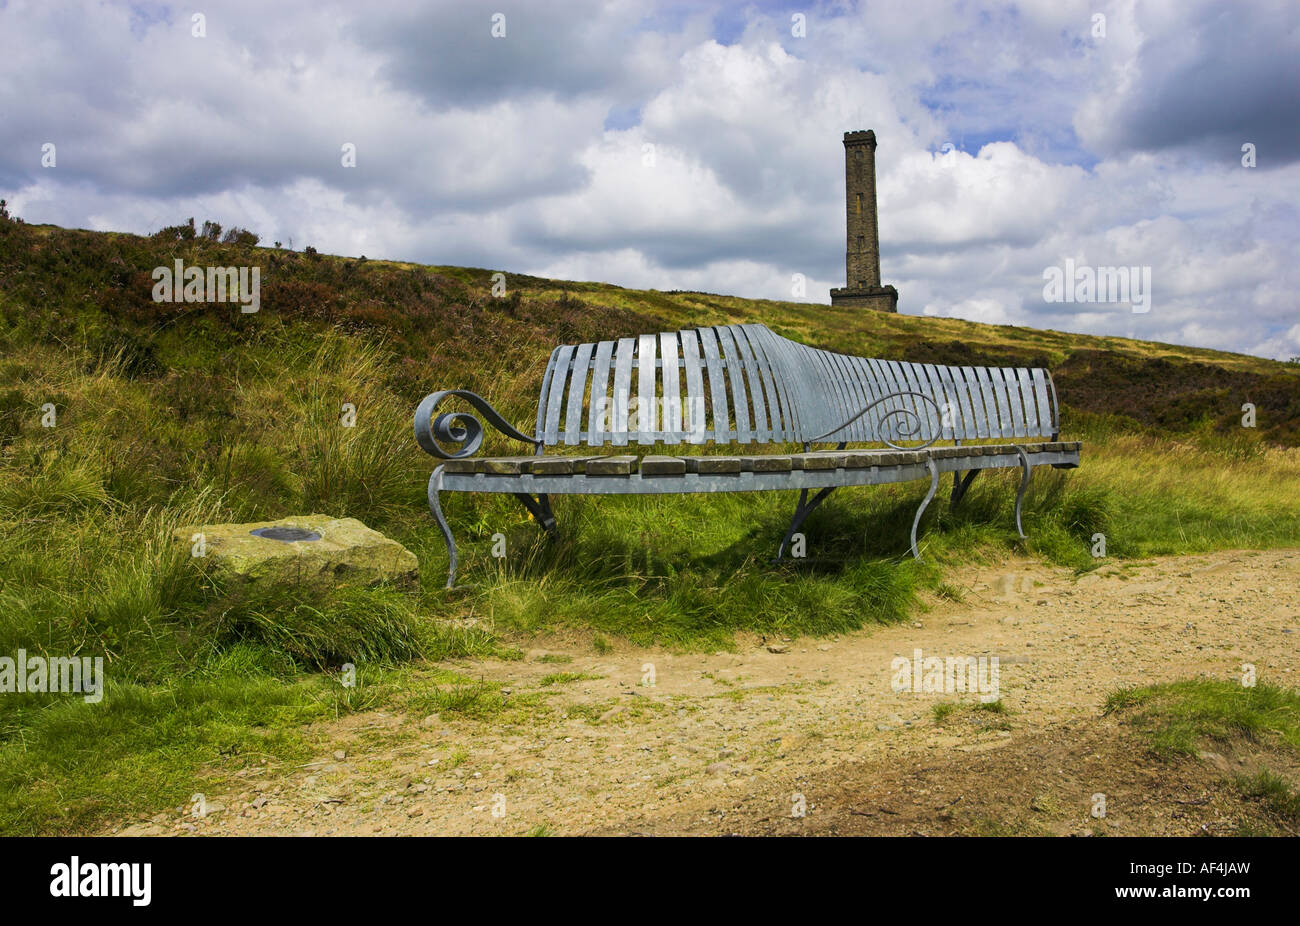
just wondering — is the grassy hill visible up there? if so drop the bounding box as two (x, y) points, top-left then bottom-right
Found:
(1, 214), (1299, 834)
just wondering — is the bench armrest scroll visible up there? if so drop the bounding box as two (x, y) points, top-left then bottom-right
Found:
(807, 391), (942, 450)
(414, 390), (539, 460)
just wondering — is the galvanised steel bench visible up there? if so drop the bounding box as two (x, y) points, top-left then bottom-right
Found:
(415, 323), (1081, 588)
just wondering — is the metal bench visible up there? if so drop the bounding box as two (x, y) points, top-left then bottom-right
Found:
(414, 322), (1081, 587)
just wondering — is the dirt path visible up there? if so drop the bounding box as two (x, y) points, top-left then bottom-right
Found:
(116, 548), (1300, 836)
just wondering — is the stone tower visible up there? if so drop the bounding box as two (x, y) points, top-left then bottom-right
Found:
(830, 130), (898, 312)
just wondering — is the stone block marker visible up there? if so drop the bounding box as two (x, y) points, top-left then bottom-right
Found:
(176, 515), (419, 589)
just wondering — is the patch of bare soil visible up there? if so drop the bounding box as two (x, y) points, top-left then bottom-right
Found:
(597, 717), (1300, 836)
(112, 548), (1300, 836)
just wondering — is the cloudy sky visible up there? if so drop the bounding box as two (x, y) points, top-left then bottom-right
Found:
(3, 0), (1298, 358)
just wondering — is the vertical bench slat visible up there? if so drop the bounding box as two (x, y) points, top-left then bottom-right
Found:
(564, 342), (593, 446)
(970, 366), (998, 438)
(999, 367), (1025, 439)
(897, 361), (933, 444)
(680, 329), (706, 444)
(945, 363), (976, 441)
(925, 363), (957, 442)
(1043, 371), (1057, 435)
(945, 363), (973, 441)
(850, 355), (883, 444)
(1030, 368), (1052, 438)
(716, 326), (752, 443)
(636, 333), (657, 441)
(922, 363), (952, 441)
(588, 340), (614, 445)
(1010, 368), (1032, 438)
(812, 346), (853, 442)
(698, 327), (730, 443)
(848, 357), (877, 442)
(753, 329), (784, 439)
(893, 361), (927, 445)
(909, 361), (946, 444)
(542, 345), (574, 446)
(869, 358), (905, 443)
(611, 337), (636, 447)
(1018, 368), (1040, 435)
(724, 325), (756, 436)
(1020, 368), (1036, 437)
(1048, 369), (1063, 437)
(740, 326), (780, 438)
(972, 366), (998, 439)
(753, 325), (805, 439)
(822, 353), (855, 442)
(729, 325), (771, 441)
(986, 366), (1014, 438)
(999, 368), (1019, 438)
(536, 346), (562, 444)
(888, 360), (917, 435)
(930, 363), (956, 441)
(855, 357), (885, 442)
(935, 364), (967, 442)
(738, 325), (764, 442)
(823, 351), (862, 443)
(779, 339), (816, 436)
(884, 359), (908, 442)
(659, 331), (682, 443)
(888, 361), (914, 443)
(960, 366), (990, 439)
(1008, 369), (1029, 436)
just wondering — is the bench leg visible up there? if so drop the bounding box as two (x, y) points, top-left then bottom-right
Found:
(427, 466), (458, 589)
(1013, 445), (1032, 539)
(512, 493), (558, 537)
(775, 487), (836, 562)
(910, 457), (939, 561)
(538, 494), (557, 535)
(950, 469), (979, 507)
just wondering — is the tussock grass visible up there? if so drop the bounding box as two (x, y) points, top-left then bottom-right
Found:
(1104, 679), (1300, 756)
(1105, 679), (1300, 831)
(1068, 433), (1300, 556)
(538, 672), (602, 686)
(210, 583), (440, 669)
(285, 334), (417, 520)
(932, 698), (1011, 730)
(1235, 770), (1300, 821)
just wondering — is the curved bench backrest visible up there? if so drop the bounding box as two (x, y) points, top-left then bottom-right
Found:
(535, 323), (1060, 448)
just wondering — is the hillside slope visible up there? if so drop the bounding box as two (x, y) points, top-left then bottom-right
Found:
(2, 219), (1298, 447)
